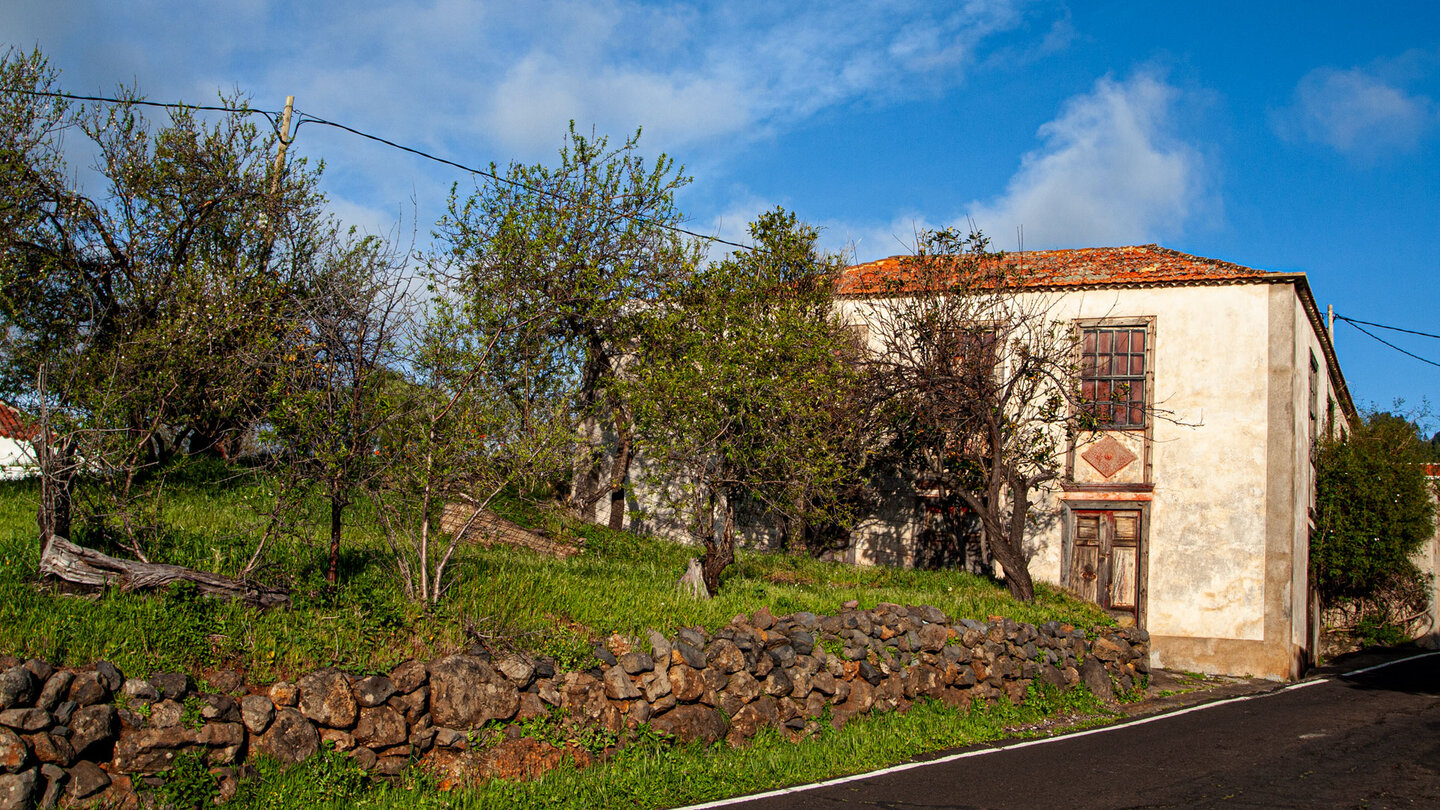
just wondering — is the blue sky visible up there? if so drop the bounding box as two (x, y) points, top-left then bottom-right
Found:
(5, 1), (1439, 424)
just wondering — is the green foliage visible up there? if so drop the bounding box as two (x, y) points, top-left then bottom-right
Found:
(0, 470), (1108, 677)
(627, 208), (864, 591)
(1314, 412), (1436, 618)
(149, 750), (218, 809)
(1355, 615), (1412, 647)
(234, 745), (370, 810)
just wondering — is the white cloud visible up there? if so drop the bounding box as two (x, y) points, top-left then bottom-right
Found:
(961, 71), (1206, 249)
(1273, 65), (1436, 157)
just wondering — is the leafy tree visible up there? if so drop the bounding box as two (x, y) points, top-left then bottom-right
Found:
(857, 228), (1090, 602)
(628, 209), (864, 594)
(435, 124), (696, 530)
(1313, 411), (1436, 628)
(0, 49), (326, 558)
(265, 231), (412, 584)
(369, 230), (576, 605)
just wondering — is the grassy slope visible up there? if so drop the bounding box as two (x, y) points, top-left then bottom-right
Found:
(0, 465), (1107, 683)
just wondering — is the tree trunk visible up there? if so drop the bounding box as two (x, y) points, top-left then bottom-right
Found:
(37, 439), (73, 559)
(39, 535), (290, 608)
(326, 494), (343, 585)
(701, 497), (736, 594)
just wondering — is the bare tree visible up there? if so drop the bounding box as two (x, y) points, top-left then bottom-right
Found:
(857, 228), (1092, 601)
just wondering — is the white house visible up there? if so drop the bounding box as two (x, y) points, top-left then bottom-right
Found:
(0, 400), (38, 480)
(835, 245), (1354, 681)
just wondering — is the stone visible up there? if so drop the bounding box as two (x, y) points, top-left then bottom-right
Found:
(204, 670), (243, 695)
(268, 681), (299, 707)
(751, 607), (776, 631)
(147, 672), (193, 702)
(841, 678), (875, 715)
(917, 624), (948, 653)
(1080, 657), (1115, 704)
(409, 724), (437, 753)
(319, 729), (355, 751)
(120, 679), (159, 705)
(810, 672), (837, 696)
(240, 695), (275, 734)
(727, 696), (781, 743)
(375, 756), (410, 777)
(676, 627), (706, 649)
(494, 655), (536, 689)
(65, 705), (115, 759)
(30, 675), (68, 717)
(768, 645), (797, 670)
(649, 704), (727, 744)
(148, 700), (183, 729)
(674, 641), (706, 670)
(387, 685), (428, 723)
(617, 652), (653, 675)
(668, 665), (704, 703)
(354, 707), (406, 749)
(351, 747), (378, 771)
(428, 656), (519, 729)
(199, 694), (241, 723)
(298, 668), (358, 729)
(0, 729), (27, 774)
(1091, 635), (1129, 662)
(432, 727), (467, 750)
(390, 660), (428, 694)
(0, 769), (38, 810)
(706, 639), (746, 674)
(63, 760), (109, 801)
(603, 667), (641, 701)
(21, 733), (71, 768)
(646, 630), (672, 665)
(112, 723), (245, 774)
(789, 630), (815, 656)
(516, 692), (546, 721)
(63, 673), (107, 708)
(763, 669), (793, 698)
(752, 651), (774, 678)
(857, 661), (883, 686)
(0, 711), (46, 734)
(640, 667), (672, 702)
(354, 676), (397, 708)
(93, 663), (123, 695)
(253, 708), (319, 765)
(537, 679), (561, 707)
(725, 671), (761, 705)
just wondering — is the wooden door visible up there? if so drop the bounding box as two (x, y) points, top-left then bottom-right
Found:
(1069, 510), (1142, 626)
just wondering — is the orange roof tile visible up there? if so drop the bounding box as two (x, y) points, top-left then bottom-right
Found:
(837, 244), (1276, 296)
(0, 401), (37, 441)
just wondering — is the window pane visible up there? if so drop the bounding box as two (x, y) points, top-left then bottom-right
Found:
(1115, 331), (1129, 352)
(1098, 331), (1112, 353)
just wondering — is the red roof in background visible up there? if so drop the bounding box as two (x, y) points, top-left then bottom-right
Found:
(838, 244), (1276, 296)
(0, 401), (37, 441)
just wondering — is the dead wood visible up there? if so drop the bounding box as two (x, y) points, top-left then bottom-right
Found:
(440, 503), (582, 559)
(39, 535), (291, 609)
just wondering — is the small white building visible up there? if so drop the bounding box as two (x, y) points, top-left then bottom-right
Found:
(837, 245), (1355, 681)
(0, 401), (38, 480)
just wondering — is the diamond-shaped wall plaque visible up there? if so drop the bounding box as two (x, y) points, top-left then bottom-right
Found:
(1081, 435), (1137, 479)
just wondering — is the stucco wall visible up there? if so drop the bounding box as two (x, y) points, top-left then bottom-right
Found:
(0, 436), (36, 480)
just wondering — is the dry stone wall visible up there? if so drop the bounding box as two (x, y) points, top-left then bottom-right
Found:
(0, 603), (1148, 808)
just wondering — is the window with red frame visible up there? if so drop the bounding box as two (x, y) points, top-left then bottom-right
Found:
(1080, 326), (1147, 428)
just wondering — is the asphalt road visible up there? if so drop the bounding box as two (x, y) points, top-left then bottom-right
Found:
(704, 653), (1440, 810)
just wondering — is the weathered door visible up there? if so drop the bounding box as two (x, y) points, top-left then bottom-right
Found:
(1070, 510), (1142, 626)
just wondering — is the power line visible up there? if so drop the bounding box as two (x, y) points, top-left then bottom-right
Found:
(7, 87), (756, 253)
(1335, 314), (1440, 341)
(1339, 318), (1440, 369)
(6, 87), (285, 134)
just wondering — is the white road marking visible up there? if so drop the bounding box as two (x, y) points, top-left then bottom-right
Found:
(675, 651), (1440, 810)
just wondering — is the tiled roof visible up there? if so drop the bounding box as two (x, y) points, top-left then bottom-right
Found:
(837, 244), (1276, 296)
(0, 401), (37, 441)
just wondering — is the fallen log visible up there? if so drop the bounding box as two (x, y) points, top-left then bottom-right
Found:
(39, 535), (291, 609)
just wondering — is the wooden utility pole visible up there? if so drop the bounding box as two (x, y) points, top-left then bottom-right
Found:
(1327, 304), (1335, 346)
(269, 95), (295, 197)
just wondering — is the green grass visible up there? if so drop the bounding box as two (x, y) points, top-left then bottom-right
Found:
(225, 683), (1110, 810)
(0, 463), (1107, 682)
